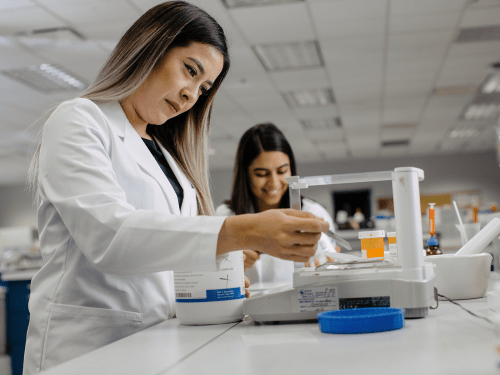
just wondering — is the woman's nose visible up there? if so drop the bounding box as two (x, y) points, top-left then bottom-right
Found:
(268, 173), (281, 188)
(180, 84), (198, 104)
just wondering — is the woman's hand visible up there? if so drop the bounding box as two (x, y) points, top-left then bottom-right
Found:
(217, 209), (330, 263)
(243, 250), (260, 270)
(245, 276), (250, 298)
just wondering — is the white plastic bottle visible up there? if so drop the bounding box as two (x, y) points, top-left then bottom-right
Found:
(174, 250), (245, 325)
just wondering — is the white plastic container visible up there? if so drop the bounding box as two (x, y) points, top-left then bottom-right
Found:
(174, 250), (245, 325)
(387, 232), (398, 265)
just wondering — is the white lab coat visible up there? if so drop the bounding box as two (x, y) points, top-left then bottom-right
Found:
(24, 98), (227, 374)
(215, 198), (335, 285)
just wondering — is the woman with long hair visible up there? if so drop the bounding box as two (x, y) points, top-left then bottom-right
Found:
(216, 123), (337, 285)
(24, 3), (328, 373)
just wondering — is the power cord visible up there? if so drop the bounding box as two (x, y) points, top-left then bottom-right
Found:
(431, 287), (493, 325)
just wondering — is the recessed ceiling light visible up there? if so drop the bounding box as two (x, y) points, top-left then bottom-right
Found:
(253, 41), (323, 71)
(17, 27), (85, 49)
(282, 88), (334, 108)
(300, 117), (342, 130)
(1, 64), (87, 93)
(222, 0), (303, 9)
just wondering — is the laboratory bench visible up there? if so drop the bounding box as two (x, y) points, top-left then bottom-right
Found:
(39, 274), (500, 375)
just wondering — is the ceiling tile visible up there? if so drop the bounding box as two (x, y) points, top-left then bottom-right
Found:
(0, 0), (35, 11)
(230, 2), (314, 44)
(460, 7), (500, 27)
(316, 17), (385, 40)
(390, 0), (466, 16)
(270, 68), (329, 91)
(388, 30), (455, 51)
(309, 0), (387, 22)
(389, 11), (461, 34)
(41, 0), (140, 27)
(0, 7), (65, 33)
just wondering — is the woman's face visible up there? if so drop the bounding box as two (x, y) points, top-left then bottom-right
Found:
(248, 151), (291, 212)
(123, 42), (224, 126)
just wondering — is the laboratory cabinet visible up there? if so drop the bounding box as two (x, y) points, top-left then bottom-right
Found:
(1, 270), (37, 375)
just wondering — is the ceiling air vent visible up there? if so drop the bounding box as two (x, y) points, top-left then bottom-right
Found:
(433, 85), (477, 96)
(456, 25), (500, 43)
(381, 140), (410, 147)
(222, 0), (303, 9)
(300, 117), (342, 130)
(382, 123), (417, 130)
(253, 41), (323, 71)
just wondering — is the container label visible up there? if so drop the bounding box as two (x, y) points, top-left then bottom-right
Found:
(292, 286), (339, 313)
(389, 243), (398, 264)
(174, 251), (245, 303)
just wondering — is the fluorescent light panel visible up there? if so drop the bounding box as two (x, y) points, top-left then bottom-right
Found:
(463, 104), (500, 120)
(301, 117), (341, 130)
(482, 74), (500, 94)
(283, 88), (334, 108)
(382, 123), (417, 130)
(1, 64), (86, 93)
(222, 0), (303, 8)
(254, 41), (323, 71)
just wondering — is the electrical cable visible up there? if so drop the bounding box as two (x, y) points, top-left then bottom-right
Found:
(438, 293), (493, 325)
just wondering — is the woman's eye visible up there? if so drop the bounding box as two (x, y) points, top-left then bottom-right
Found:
(185, 63), (196, 77)
(200, 86), (209, 96)
(278, 169), (288, 175)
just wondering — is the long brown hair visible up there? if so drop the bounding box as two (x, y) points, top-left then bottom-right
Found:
(228, 123), (298, 215)
(29, 1), (230, 215)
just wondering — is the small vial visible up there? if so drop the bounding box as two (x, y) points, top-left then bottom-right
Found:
(387, 232), (398, 264)
(426, 237), (442, 256)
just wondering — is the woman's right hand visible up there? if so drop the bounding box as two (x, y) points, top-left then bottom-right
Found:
(217, 209), (330, 263)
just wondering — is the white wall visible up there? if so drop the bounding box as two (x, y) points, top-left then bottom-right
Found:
(210, 150), (500, 218)
(0, 185), (37, 228)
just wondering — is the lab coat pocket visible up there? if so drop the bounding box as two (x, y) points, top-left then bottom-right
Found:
(41, 303), (143, 371)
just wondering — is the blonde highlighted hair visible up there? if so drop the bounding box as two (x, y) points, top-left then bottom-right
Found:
(29, 1), (230, 215)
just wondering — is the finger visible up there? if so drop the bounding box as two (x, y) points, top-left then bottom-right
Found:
(281, 209), (317, 219)
(245, 289), (250, 298)
(290, 232), (321, 246)
(304, 262), (311, 267)
(243, 253), (246, 261)
(335, 246), (341, 253)
(326, 256), (335, 263)
(314, 258), (321, 267)
(245, 276), (250, 288)
(288, 217), (330, 233)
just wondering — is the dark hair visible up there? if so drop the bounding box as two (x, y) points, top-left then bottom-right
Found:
(228, 123), (297, 215)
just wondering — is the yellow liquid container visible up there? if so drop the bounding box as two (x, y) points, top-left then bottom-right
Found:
(358, 230), (386, 258)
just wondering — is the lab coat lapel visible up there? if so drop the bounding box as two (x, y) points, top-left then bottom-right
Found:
(105, 102), (181, 215)
(157, 141), (198, 217)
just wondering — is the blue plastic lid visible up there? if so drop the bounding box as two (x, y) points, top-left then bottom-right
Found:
(318, 307), (405, 334)
(427, 236), (439, 246)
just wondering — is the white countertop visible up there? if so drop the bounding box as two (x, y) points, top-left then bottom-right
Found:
(1, 268), (39, 281)
(40, 276), (500, 375)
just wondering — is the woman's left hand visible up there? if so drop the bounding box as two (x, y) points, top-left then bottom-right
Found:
(245, 276), (250, 298)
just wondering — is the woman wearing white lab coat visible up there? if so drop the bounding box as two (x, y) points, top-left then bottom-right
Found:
(215, 123), (337, 285)
(23, 3), (328, 374)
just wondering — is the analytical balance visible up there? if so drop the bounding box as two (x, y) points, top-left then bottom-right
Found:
(243, 167), (436, 322)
